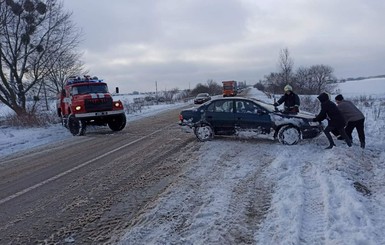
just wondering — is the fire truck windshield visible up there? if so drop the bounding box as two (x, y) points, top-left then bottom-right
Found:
(72, 84), (108, 95)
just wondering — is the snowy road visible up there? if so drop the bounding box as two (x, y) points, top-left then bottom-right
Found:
(0, 107), (198, 244)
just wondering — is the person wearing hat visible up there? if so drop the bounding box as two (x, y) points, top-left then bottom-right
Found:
(335, 94), (366, 148)
(274, 84), (300, 113)
(313, 92), (352, 149)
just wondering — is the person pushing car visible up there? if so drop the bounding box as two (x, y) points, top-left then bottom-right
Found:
(335, 94), (366, 149)
(313, 92), (352, 149)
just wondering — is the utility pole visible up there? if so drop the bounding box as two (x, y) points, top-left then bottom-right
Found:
(155, 81), (158, 105)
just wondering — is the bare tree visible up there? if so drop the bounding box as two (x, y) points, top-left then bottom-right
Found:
(257, 47), (337, 95)
(262, 48), (295, 94)
(293, 65), (337, 94)
(45, 51), (87, 94)
(278, 48), (294, 85)
(260, 72), (284, 94)
(308, 65), (337, 94)
(0, 0), (82, 115)
(294, 66), (313, 94)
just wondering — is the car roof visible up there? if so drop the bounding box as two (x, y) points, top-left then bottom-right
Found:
(210, 96), (264, 103)
(208, 96), (274, 110)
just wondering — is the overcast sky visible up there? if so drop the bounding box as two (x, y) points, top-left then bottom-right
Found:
(63, 0), (385, 93)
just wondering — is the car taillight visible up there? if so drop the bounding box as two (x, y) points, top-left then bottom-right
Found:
(179, 114), (183, 121)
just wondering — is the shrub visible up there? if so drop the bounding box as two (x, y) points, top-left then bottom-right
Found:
(2, 111), (59, 127)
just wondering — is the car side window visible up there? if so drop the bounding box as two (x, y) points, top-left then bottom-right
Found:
(245, 101), (260, 113)
(222, 101), (233, 112)
(208, 100), (233, 112)
(236, 100), (259, 113)
(236, 101), (246, 113)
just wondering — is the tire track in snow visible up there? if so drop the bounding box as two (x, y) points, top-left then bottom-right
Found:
(224, 157), (272, 245)
(117, 140), (274, 244)
(298, 163), (327, 244)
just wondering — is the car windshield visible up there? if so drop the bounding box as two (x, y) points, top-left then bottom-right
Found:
(196, 93), (209, 97)
(72, 84), (108, 95)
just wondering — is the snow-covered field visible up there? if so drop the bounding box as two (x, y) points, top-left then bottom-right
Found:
(1, 78), (385, 244)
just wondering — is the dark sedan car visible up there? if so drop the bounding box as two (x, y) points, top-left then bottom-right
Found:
(179, 97), (323, 145)
(194, 93), (211, 104)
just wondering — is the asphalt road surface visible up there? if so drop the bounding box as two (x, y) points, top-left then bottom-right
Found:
(0, 107), (196, 244)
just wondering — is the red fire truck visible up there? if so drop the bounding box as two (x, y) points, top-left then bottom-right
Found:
(57, 75), (126, 136)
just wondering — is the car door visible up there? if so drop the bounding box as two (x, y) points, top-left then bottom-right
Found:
(234, 99), (272, 134)
(204, 99), (235, 134)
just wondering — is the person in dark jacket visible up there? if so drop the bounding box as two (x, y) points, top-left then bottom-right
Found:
(335, 94), (366, 148)
(274, 85), (300, 113)
(313, 92), (352, 149)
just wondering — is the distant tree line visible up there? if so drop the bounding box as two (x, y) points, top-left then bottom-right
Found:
(188, 46), (340, 98)
(341, 74), (385, 82)
(190, 79), (222, 96)
(255, 48), (337, 95)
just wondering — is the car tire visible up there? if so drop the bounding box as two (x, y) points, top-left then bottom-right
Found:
(277, 125), (301, 145)
(194, 124), (214, 142)
(68, 115), (86, 136)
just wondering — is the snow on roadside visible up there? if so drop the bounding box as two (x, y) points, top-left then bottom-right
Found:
(255, 143), (385, 245)
(0, 124), (71, 159)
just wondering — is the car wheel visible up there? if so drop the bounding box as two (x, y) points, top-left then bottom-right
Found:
(68, 115), (86, 136)
(277, 125), (301, 145)
(194, 124), (213, 142)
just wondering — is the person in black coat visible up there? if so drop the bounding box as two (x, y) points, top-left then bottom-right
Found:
(274, 85), (300, 113)
(313, 92), (352, 149)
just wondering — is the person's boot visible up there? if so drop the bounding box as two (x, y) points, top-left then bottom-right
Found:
(325, 143), (336, 149)
(346, 139), (352, 147)
(360, 142), (365, 149)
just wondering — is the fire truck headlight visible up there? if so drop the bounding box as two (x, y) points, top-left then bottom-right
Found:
(75, 105), (82, 111)
(114, 102), (121, 107)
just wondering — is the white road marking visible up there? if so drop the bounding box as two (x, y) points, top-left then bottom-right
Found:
(0, 126), (169, 205)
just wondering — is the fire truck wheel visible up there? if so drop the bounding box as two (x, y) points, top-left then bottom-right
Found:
(68, 115), (86, 136)
(108, 114), (126, 131)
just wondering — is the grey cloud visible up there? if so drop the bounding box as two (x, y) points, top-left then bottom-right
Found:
(64, 0), (385, 93)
